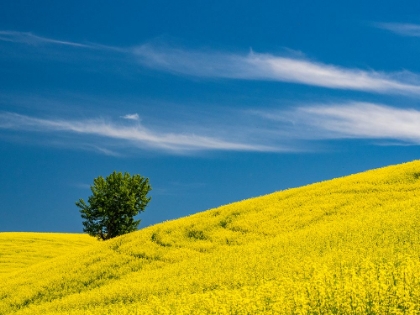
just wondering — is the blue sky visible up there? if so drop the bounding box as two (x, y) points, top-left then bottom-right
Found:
(1, 1), (420, 232)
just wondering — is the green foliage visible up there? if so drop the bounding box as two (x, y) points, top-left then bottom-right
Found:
(76, 171), (151, 240)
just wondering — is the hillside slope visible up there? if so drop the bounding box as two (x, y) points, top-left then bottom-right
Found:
(0, 233), (96, 276)
(2, 160), (420, 314)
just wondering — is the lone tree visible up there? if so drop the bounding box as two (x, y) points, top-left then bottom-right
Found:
(76, 171), (151, 240)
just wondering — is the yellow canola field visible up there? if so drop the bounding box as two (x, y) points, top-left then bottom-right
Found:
(0, 233), (96, 276)
(2, 160), (420, 314)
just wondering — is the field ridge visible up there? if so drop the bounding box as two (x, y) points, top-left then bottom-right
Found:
(2, 160), (420, 314)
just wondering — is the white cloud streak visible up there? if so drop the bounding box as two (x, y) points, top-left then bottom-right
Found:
(121, 113), (140, 121)
(1, 31), (420, 95)
(0, 30), (125, 52)
(247, 102), (420, 145)
(375, 23), (420, 37)
(0, 31), (90, 48)
(0, 112), (277, 154)
(2, 103), (420, 155)
(295, 103), (420, 143)
(133, 44), (420, 95)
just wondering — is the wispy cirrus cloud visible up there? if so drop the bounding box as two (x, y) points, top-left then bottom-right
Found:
(297, 103), (420, 143)
(0, 30), (125, 52)
(0, 30), (91, 48)
(1, 31), (420, 95)
(133, 44), (420, 95)
(375, 23), (420, 37)
(0, 112), (279, 154)
(258, 102), (420, 144)
(120, 113), (140, 121)
(2, 102), (420, 155)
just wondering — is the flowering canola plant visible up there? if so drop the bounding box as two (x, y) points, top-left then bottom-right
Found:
(0, 233), (95, 276)
(2, 160), (420, 314)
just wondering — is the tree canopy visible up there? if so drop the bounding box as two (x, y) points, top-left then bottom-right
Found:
(76, 171), (151, 240)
